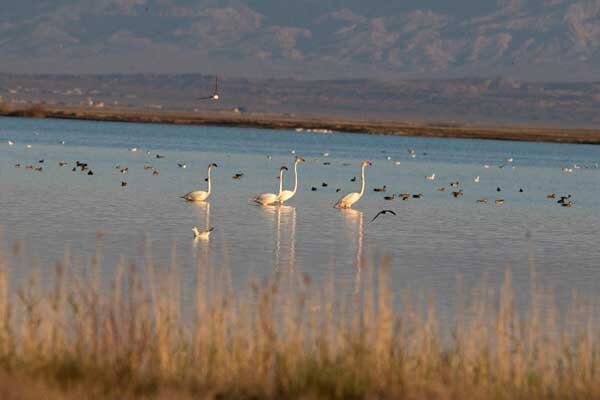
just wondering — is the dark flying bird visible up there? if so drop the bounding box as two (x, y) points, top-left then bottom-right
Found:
(371, 209), (397, 223)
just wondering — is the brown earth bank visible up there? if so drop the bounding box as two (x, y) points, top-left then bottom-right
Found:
(1, 104), (600, 144)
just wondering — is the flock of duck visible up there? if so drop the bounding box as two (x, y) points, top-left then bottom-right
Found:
(6, 138), (585, 239)
(176, 154), (579, 215)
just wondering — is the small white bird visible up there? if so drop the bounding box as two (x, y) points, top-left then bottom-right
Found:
(562, 167), (573, 174)
(426, 173), (435, 181)
(386, 156), (392, 161)
(506, 158), (514, 163)
(474, 176), (480, 183)
(26, 144), (32, 149)
(484, 164), (490, 169)
(394, 161), (401, 165)
(291, 149), (296, 154)
(192, 226), (214, 240)
(8, 140), (14, 146)
(130, 147), (138, 152)
(322, 152), (329, 157)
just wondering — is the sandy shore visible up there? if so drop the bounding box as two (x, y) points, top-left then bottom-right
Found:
(2, 104), (600, 144)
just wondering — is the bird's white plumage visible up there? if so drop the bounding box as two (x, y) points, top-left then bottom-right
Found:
(334, 161), (371, 209)
(183, 190), (209, 202)
(335, 192), (362, 208)
(277, 156), (304, 204)
(183, 163), (216, 202)
(254, 167), (287, 206)
(278, 190), (294, 203)
(254, 193), (279, 205)
(192, 226), (213, 239)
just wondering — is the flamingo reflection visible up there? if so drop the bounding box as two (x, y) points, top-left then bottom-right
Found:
(274, 205), (296, 271)
(341, 208), (364, 293)
(192, 201), (212, 274)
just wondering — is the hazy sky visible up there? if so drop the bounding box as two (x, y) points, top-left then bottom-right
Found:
(1, 0), (600, 80)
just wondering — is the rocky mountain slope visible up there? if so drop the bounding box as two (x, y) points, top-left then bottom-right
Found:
(2, 0), (600, 80)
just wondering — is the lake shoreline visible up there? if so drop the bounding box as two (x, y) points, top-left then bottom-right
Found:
(2, 104), (600, 144)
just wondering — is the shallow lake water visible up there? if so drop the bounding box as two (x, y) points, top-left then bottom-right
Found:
(1, 116), (599, 316)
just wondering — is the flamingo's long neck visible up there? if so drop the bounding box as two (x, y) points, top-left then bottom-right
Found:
(359, 164), (366, 197)
(291, 161), (299, 194)
(207, 166), (212, 194)
(278, 169), (285, 195)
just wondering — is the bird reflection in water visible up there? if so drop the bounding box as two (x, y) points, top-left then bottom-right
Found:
(273, 205), (296, 272)
(341, 208), (364, 294)
(192, 201), (212, 272)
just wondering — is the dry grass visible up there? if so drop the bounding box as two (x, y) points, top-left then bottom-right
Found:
(0, 243), (598, 400)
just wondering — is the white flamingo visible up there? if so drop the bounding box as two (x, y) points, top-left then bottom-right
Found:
(182, 163), (218, 202)
(254, 166), (287, 206)
(334, 161), (372, 209)
(277, 156), (305, 204)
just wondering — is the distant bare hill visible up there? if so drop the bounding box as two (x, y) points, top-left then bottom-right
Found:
(1, 74), (599, 128)
(2, 1), (600, 80)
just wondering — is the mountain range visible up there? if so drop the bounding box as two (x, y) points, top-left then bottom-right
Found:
(2, 0), (600, 80)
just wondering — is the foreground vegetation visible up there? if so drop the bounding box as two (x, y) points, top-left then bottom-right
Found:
(0, 246), (598, 399)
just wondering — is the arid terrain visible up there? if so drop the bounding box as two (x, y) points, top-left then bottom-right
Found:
(3, 103), (600, 144)
(1, 73), (600, 143)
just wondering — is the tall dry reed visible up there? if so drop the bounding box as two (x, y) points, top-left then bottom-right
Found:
(0, 243), (597, 399)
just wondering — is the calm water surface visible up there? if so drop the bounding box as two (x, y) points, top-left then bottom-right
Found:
(0, 117), (599, 314)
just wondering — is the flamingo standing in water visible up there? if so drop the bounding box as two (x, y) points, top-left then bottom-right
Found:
(182, 163), (218, 202)
(334, 161), (372, 209)
(254, 166), (288, 206)
(277, 156), (305, 204)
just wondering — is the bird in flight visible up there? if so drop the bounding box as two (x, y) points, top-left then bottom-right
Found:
(198, 76), (220, 101)
(370, 209), (396, 222)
